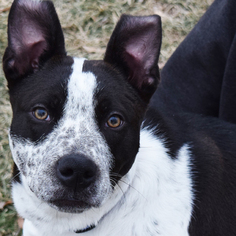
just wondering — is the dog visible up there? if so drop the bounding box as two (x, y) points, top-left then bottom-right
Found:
(3, 0), (236, 235)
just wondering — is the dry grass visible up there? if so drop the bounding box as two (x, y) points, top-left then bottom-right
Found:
(53, 0), (214, 65)
(0, 0), (213, 235)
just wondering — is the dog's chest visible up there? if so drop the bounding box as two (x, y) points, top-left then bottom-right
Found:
(14, 130), (193, 236)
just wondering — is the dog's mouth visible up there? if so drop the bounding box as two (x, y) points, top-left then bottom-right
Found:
(49, 199), (92, 213)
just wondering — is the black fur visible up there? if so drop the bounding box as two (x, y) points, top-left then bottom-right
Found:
(83, 60), (146, 181)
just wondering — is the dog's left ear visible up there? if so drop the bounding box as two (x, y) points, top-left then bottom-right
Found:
(104, 15), (162, 103)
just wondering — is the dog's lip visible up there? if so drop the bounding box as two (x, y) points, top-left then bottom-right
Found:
(49, 199), (91, 210)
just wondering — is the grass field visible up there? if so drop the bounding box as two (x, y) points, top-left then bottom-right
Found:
(0, 0), (213, 235)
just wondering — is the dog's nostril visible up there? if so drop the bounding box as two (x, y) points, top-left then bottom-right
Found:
(84, 170), (94, 179)
(60, 167), (74, 177)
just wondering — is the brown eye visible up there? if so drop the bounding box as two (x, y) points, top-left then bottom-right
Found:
(107, 115), (122, 128)
(33, 108), (50, 121)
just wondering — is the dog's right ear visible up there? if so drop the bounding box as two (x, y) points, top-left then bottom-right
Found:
(3, 0), (66, 88)
(104, 15), (162, 103)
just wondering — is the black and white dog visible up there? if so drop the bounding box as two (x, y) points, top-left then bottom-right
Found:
(3, 0), (236, 235)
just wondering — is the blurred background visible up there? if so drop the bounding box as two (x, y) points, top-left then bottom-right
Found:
(0, 0), (213, 235)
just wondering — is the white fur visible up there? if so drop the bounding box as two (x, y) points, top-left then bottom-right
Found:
(23, 220), (38, 236)
(12, 128), (193, 236)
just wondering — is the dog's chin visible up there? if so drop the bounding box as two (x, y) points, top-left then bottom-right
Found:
(48, 199), (96, 213)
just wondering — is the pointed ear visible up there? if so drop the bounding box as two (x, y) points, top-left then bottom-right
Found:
(3, 0), (66, 88)
(104, 15), (162, 103)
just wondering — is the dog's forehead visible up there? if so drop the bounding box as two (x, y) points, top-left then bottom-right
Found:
(81, 59), (143, 115)
(66, 58), (95, 112)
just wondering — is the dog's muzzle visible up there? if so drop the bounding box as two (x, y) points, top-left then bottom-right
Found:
(47, 153), (100, 212)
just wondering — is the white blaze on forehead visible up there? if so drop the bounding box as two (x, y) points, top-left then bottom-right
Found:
(66, 58), (96, 117)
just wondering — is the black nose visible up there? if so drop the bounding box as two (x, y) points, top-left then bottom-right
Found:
(56, 154), (98, 189)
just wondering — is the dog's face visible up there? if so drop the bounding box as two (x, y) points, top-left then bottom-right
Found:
(3, 0), (161, 214)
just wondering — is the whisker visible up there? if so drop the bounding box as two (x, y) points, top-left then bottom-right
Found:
(110, 177), (126, 200)
(110, 172), (146, 200)
(11, 172), (21, 182)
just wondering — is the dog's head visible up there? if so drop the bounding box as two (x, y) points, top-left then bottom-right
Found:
(3, 0), (161, 213)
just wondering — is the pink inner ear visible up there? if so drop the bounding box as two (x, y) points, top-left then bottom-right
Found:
(125, 38), (147, 63)
(123, 29), (159, 93)
(9, 16), (48, 74)
(29, 40), (48, 65)
(23, 24), (45, 46)
(10, 16), (46, 53)
(125, 29), (157, 71)
(12, 40), (47, 75)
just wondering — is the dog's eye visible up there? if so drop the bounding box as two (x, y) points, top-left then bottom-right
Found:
(107, 115), (122, 128)
(33, 108), (50, 121)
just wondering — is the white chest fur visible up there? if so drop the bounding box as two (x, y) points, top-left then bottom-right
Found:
(12, 129), (193, 236)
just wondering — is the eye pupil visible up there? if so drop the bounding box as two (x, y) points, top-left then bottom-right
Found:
(107, 115), (121, 128)
(34, 108), (49, 120)
(37, 109), (46, 117)
(110, 117), (118, 125)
